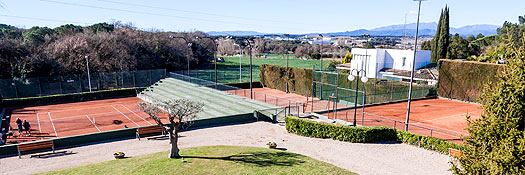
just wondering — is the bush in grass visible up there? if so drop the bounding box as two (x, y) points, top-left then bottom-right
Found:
(397, 131), (464, 154)
(285, 116), (398, 143)
(452, 43), (525, 174)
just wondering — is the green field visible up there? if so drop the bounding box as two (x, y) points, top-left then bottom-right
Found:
(219, 54), (336, 69)
(181, 54), (337, 83)
(42, 146), (354, 175)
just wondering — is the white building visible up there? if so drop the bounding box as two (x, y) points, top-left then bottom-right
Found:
(337, 48), (436, 85)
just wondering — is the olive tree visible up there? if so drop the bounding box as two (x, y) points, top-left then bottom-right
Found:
(139, 99), (204, 158)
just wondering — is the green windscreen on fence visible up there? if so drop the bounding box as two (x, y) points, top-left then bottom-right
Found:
(0, 69), (166, 99)
(312, 70), (435, 106)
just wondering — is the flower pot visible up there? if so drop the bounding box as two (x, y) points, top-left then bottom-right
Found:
(113, 152), (125, 159)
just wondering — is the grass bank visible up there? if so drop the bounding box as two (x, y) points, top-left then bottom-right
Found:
(42, 146), (354, 175)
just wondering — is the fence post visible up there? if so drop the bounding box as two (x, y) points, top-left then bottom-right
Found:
(13, 80), (19, 98)
(149, 70), (152, 85)
(132, 71), (136, 88)
(59, 76), (64, 94)
(78, 75), (83, 93)
(38, 77), (43, 96)
(430, 129), (433, 137)
(264, 94), (267, 103)
(394, 121), (397, 129)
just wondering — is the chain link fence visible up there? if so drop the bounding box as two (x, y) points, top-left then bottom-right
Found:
(312, 69), (436, 107)
(0, 69), (166, 99)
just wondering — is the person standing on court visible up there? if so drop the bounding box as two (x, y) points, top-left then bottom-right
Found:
(23, 120), (31, 136)
(15, 118), (23, 135)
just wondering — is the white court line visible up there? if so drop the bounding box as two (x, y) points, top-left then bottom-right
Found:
(111, 105), (140, 127)
(35, 104), (123, 115)
(119, 104), (152, 125)
(48, 112), (58, 137)
(420, 113), (471, 123)
(86, 115), (101, 132)
(36, 113), (42, 133)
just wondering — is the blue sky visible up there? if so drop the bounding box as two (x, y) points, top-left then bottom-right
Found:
(0, 0), (523, 34)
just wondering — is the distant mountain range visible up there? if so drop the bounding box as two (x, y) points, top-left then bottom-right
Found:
(207, 22), (499, 37)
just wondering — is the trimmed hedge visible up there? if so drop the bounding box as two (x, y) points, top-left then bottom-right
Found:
(285, 116), (398, 143)
(397, 131), (464, 154)
(260, 64), (313, 96)
(260, 64), (435, 104)
(0, 88), (143, 107)
(438, 59), (506, 102)
(285, 116), (464, 155)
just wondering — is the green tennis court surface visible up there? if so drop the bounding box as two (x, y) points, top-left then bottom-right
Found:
(138, 73), (276, 120)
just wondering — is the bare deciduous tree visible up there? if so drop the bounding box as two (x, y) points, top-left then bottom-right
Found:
(217, 38), (236, 56)
(139, 99), (204, 158)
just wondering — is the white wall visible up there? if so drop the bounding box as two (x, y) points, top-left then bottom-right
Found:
(350, 48), (378, 79)
(350, 48), (431, 79)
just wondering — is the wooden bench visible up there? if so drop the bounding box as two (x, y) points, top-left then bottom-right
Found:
(17, 140), (67, 159)
(136, 126), (165, 140)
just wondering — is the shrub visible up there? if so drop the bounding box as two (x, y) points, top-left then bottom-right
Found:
(397, 131), (464, 154)
(452, 45), (525, 174)
(285, 116), (398, 143)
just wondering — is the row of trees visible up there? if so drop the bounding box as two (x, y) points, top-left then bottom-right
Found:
(216, 37), (348, 59)
(424, 7), (525, 63)
(0, 23), (216, 79)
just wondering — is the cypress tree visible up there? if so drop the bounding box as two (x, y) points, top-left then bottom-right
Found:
(431, 9), (444, 62)
(438, 6), (450, 60)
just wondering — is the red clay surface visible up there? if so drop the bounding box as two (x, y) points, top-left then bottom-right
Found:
(229, 88), (482, 143)
(6, 97), (164, 144)
(226, 87), (350, 113)
(325, 98), (481, 143)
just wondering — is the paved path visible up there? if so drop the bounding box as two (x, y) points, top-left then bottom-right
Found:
(0, 122), (451, 175)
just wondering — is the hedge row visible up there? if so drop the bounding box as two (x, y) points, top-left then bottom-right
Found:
(397, 131), (464, 154)
(285, 116), (464, 154)
(438, 59), (506, 102)
(260, 64), (436, 103)
(0, 88), (143, 107)
(259, 64), (313, 96)
(285, 116), (398, 143)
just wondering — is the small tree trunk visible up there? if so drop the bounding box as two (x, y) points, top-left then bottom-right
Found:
(169, 126), (180, 159)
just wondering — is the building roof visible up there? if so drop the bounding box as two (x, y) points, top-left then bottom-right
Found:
(380, 68), (437, 80)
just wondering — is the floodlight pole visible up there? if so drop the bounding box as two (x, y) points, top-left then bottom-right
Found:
(85, 55), (92, 92)
(249, 45), (253, 99)
(405, 0), (425, 131)
(319, 34), (323, 71)
(352, 70), (360, 127)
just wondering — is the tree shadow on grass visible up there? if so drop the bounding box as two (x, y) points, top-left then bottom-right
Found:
(183, 151), (306, 167)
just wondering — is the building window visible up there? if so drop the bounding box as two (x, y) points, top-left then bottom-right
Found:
(402, 57), (407, 66)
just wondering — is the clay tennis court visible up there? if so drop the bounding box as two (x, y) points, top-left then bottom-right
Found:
(227, 87), (351, 113)
(231, 88), (482, 143)
(326, 98), (483, 143)
(7, 97), (162, 144)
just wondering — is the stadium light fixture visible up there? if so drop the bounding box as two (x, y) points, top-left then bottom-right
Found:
(347, 68), (367, 126)
(405, 0), (426, 131)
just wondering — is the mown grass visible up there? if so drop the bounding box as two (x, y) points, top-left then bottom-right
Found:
(42, 146), (354, 175)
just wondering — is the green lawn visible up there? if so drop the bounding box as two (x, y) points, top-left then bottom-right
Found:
(183, 55), (338, 83)
(219, 54), (336, 69)
(42, 146), (354, 175)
